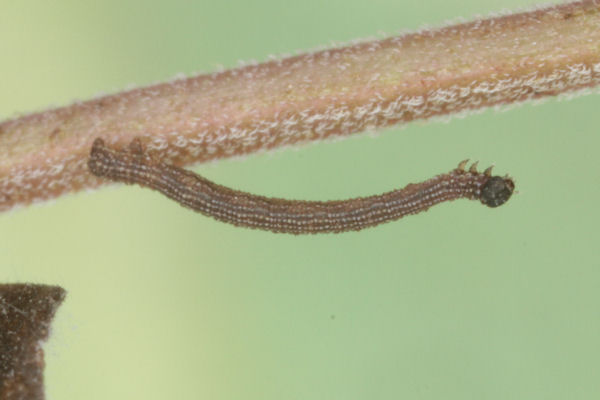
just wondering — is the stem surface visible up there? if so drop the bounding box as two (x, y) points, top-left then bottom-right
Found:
(1, 0), (599, 211)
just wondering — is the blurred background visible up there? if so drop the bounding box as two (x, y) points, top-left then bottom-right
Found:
(1, 0), (599, 399)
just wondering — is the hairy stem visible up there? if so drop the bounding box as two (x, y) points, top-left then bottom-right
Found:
(1, 0), (599, 212)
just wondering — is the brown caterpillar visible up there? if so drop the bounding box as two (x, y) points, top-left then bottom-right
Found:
(88, 138), (514, 234)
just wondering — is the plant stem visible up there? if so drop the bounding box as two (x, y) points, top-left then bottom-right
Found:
(1, 0), (599, 212)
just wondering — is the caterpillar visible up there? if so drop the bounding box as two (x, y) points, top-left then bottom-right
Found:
(88, 138), (514, 234)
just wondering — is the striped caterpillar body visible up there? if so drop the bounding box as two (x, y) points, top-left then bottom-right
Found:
(88, 138), (514, 234)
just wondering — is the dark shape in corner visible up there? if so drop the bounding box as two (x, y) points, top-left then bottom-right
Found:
(0, 284), (66, 400)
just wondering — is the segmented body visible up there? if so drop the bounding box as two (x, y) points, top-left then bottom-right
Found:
(88, 138), (514, 234)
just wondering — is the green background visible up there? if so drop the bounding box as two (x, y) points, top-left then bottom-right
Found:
(1, 0), (599, 399)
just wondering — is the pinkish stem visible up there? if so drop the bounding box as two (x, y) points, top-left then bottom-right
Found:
(1, 0), (599, 212)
